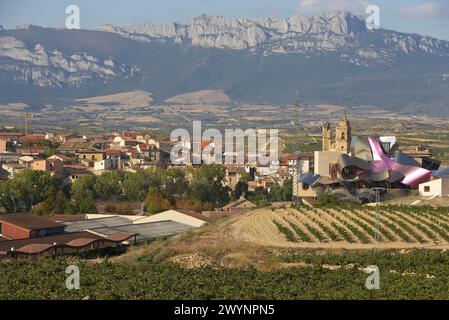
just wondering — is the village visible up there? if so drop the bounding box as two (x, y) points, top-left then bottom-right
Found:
(0, 115), (295, 260)
(0, 112), (448, 260)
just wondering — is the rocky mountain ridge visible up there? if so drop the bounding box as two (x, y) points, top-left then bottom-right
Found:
(0, 31), (136, 88)
(98, 11), (449, 63)
(0, 11), (449, 116)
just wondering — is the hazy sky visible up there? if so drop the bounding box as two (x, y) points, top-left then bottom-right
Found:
(1, 0), (449, 40)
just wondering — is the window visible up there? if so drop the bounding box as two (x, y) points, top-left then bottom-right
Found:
(424, 186), (430, 192)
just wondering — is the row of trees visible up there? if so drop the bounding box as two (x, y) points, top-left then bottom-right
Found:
(0, 165), (231, 215)
(0, 165), (292, 215)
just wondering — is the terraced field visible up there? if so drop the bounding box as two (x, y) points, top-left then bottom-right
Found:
(231, 206), (449, 250)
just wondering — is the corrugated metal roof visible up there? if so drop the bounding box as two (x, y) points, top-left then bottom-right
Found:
(90, 221), (192, 242)
(63, 216), (132, 233)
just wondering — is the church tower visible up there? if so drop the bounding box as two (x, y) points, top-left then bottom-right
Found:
(335, 114), (351, 153)
(322, 121), (331, 151)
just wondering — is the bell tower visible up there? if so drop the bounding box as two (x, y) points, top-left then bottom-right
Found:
(322, 121), (331, 151)
(335, 113), (351, 153)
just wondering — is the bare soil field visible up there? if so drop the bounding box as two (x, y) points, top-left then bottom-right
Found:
(164, 90), (231, 105)
(75, 90), (154, 109)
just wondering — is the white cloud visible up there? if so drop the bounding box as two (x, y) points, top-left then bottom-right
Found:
(297, 0), (370, 15)
(400, 2), (449, 19)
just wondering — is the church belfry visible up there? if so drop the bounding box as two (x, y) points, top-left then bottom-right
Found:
(335, 114), (351, 153)
(321, 114), (351, 153)
(322, 121), (331, 151)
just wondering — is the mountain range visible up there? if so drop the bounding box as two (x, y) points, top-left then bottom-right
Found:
(1, 11), (449, 116)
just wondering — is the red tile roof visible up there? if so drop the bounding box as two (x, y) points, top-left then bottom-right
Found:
(51, 154), (74, 162)
(19, 135), (45, 143)
(200, 141), (211, 150)
(18, 146), (49, 155)
(0, 132), (24, 137)
(106, 149), (122, 155)
(64, 164), (89, 170)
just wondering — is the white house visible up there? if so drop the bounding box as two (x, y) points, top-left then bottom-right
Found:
(94, 159), (112, 171)
(419, 178), (449, 197)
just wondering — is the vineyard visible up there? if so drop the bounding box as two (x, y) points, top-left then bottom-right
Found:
(3, 205), (449, 299)
(231, 206), (449, 249)
(280, 135), (320, 153)
(3, 251), (449, 299)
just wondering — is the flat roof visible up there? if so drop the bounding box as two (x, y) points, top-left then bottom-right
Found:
(90, 221), (192, 242)
(0, 214), (65, 231)
(48, 214), (87, 223)
(63, 216), (133, 233)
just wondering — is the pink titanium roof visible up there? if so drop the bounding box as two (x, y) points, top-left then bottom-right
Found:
(368, 137), (431, 186)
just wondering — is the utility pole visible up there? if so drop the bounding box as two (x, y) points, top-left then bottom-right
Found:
(24, 112), (29, 136)
(293, 92), (302, 205)
(373, 187), (385, 251)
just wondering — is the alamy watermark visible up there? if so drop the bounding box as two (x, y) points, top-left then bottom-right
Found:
(65, 265), (80, 290)
(65, 5), (80, 30)
(364, 265), (380, 290)
(170, 121), (279, 166)
(365, 5), (380, 30)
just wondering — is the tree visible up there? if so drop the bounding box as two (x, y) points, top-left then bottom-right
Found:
(249, 187), (269, 207)
(71, 175), (97, 213)
(122, 172), (148, 201)
(165, 168), (189, 198)
(232, 172), (250, 200)
(72, 190), (97, 213)
(269, 183), (283, 201)
(71, 175), (96, 198)
(94, 171), (122, 200)
(281, 178), (293, 201)
(32, 191), (73, 216)
(268, 178), (293, 202)
(144, 187), (171, 215)
(189, 165), (230, 208)
(0, 170), (60, 213)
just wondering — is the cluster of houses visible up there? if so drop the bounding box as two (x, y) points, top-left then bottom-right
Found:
(0, 131), (172, 182)
(2, 116), (446, 208)
(0, 130), (303, 195)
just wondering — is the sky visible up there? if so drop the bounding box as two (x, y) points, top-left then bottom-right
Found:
(1, 0), (449, 40)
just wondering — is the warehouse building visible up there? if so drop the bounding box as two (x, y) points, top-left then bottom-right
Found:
(0, 214), (66, 240)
